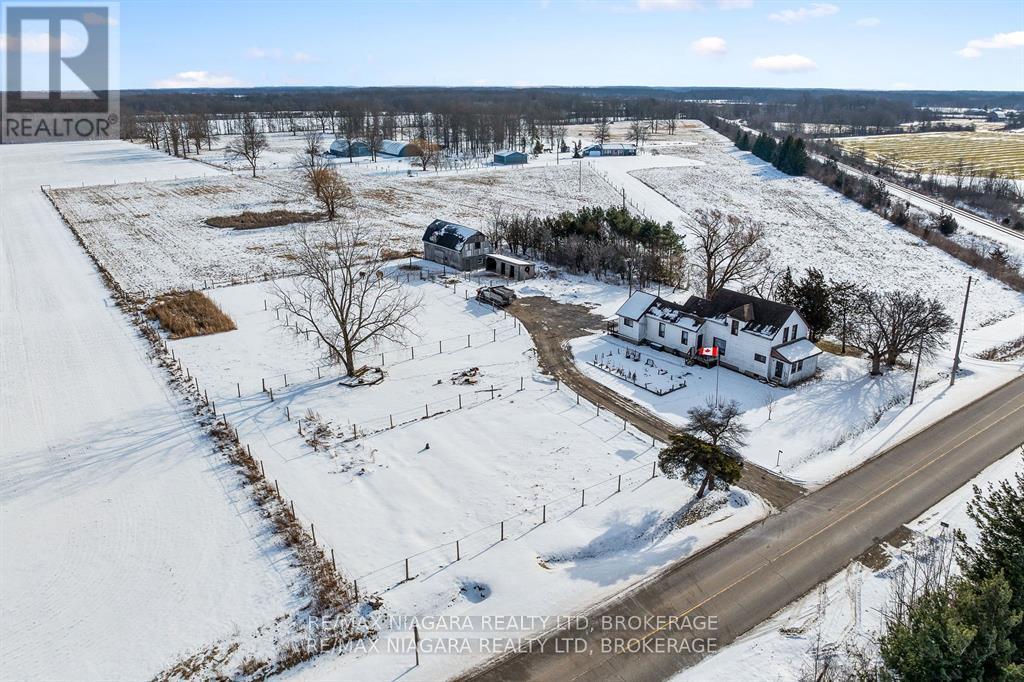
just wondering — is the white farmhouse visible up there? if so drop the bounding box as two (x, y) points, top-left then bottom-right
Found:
(614, 289), (822, 386)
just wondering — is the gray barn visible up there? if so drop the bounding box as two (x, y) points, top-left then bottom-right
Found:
(422, 220), (490, 270)
(582, 142), (638, 157)
(493, 150), (528, 165)
(328, 139), (371, 157)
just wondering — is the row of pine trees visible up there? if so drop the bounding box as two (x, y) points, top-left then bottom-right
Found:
(735, 130), (808, 176)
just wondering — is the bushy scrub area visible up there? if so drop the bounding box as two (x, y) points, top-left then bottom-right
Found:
(147, 290), (237, 338)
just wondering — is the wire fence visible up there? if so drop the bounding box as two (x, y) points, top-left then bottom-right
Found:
(349, 441), (661, 597)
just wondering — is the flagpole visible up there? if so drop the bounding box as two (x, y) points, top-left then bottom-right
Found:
(715, 352), (720, 405)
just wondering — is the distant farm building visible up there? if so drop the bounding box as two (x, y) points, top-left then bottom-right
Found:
(493, 150), (528, 165)
(583, 142), (637, 157)
(379, 139), (420, 157)
(422, 219), (489, 270)
(328, 139), (371, 157)
(485, 254), (535, 281)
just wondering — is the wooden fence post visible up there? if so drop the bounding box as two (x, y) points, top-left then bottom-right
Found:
(542, 504), (546, 524)
(500, 521), (504, 541)
(311, 523), (316, 545)
(456, 539), (460, 561)
(617, 475), (622, 493)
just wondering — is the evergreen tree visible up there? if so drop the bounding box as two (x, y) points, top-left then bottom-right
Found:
(659, 400), (747, 498)
(774, 135), (794, 170)
(789, 137), (807, 175)
(935, 211), (959, 236)
(740, 131), (750, 150)
(775, 267), (836, 341)
(879, 574), (1021, 681)
(959, 459), (1024, 650)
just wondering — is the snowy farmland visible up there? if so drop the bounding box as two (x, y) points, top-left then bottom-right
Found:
(0, 141), (303, 679)
(48, 153), (623, 294)
(155, 270), (769, 679)
(631, 126), (1024, 333)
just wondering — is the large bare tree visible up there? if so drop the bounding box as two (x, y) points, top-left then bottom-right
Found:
(226, 112), (269, 177)
(849, 289), (954, 375)
(686, 209), (767, 298)
(274, 222), (422, 376)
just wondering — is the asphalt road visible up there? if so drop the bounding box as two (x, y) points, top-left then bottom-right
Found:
(467, 373), (1024, 682)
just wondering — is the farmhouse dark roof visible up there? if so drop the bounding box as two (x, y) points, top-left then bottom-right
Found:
(423, 219), (483, 251)
(679, 288), (797, 335)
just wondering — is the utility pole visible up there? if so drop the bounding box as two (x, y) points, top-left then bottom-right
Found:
(910, 337), (924, 405)
(949, 275), (972, 387)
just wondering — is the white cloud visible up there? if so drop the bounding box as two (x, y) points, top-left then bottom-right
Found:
(855, 17), (880, 27)
(0, 31), (86, 53)
(718, 0), (753, 8)
(956, 30), (1024, 58)
(691, 36), (727, 56)
(152, 71), (242, 88)
(634, 0), (700, 10)
(246, 46), (282, 59)
(290, 51), (316, 63)
(768, 3), (838, 23)
(751, 53), (818, 73)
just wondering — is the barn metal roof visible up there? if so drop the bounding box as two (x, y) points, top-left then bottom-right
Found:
(423, 219), (483, 251)
(379, 139), (415, 156)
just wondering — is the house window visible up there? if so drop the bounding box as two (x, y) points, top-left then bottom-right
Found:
(754, 353), (767, 363)
(796, 359), (804, 372)
(714, 337), (726, 356)
(791, 324), (799, 339)
(783, 328), (790, 343)
(681, 331), (689, 345)
(624, 318), (634, 328)
(731, 320), (739, 336)
(658, 322), (665, 338)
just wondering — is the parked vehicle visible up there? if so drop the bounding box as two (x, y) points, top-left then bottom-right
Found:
(476, 285), (516, 307)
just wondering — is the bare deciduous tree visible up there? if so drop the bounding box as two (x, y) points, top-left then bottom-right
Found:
(273, 222), (422, 376)
(592, 117), (610, 144)
(627, 120), (649, 148)
(309, 167), (352, 220)
(410, 138), (439, 171)
(686, 209), (767, 298)
(849, 289), (954, 375)
(226, 113), (269, 177)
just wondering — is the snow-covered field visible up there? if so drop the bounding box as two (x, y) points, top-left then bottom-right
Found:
(678, 449), (1024, 682)
(631, 127), (1023, 333)
(49, 150), (624, 294)
(153, 269), (769, 680)
(0, 141), (300, 679)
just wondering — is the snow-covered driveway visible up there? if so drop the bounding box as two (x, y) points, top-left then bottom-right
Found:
(0, 142), (297, 679)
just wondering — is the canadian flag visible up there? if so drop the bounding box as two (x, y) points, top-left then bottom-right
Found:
(697, 346), (719, 357)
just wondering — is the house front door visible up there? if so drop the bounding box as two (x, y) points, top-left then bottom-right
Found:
(774, 361), (784, 379)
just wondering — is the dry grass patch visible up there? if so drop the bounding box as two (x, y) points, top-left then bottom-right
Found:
(206, 209), (322, 230)
(362, 188), (401, 205)
(147, 291), (237, 339)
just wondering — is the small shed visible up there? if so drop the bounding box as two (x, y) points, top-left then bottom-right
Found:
(328, 139), (371, 157)
(493, 150), (528, 165)
(379, 139), (421, 157)
(485, 254), (535, 281)
(422, 219), (489, 270)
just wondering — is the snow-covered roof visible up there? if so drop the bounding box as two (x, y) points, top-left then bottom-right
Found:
(647, 300), (702, 330)
(601, 143), (637, 151)
(772, 338), (822, 364)
(680, 289), (797, 337)
(615, 291), (658, 320)
(423, 219), (483, 251)
(488, 253), (532, 267)
(494, 149), (526, 158)
(379, 139), (417, 156)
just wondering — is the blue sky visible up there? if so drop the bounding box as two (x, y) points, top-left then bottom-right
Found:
(5, 0), (1024, 91)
